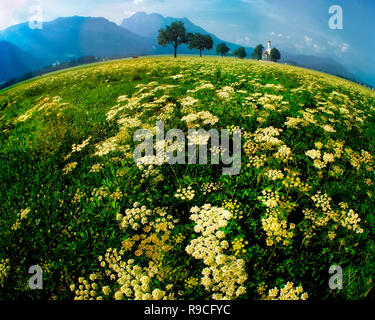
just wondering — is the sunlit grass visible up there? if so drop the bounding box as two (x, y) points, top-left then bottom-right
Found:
(0, 56), (374, 300)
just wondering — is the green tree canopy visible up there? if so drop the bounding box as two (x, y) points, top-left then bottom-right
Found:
(216, 43), (230, 57)
(158, 21), (191, 58)
(252, 44), (264, 60)
(234, 47), (247, 59)
(188, 33), (213, 57)
(270, 48), (281, 62)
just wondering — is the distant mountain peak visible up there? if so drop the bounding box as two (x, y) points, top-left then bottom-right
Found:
(132, 12), (163, 18)
(120, 11), (253, 58)
(121, 12), (202, 38)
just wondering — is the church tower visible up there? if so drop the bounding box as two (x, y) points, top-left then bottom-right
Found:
(262, 40), (272, 61)
(267, 40), (271, 56)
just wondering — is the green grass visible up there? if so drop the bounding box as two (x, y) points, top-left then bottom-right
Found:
(0, 56), (374, 300)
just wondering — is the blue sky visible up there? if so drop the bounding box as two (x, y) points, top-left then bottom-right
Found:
(1, 0), (374, 85)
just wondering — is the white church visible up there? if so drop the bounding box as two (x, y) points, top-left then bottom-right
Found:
(262, 40), (272, 61)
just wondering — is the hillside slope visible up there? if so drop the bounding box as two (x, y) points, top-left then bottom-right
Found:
(0, 13), (362, 87)
(0, 57), (374, 300)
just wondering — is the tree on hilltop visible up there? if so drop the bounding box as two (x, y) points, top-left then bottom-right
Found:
(234, 47), (247, 59)
(216, 43), (230, 57)
(188, 33), (213, 57)
(270, 48), (281, 62)
(252, 44), (264, 60)
(158, 21), (191, 58)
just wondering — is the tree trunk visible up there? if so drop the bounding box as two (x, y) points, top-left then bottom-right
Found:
(174, 45), (177, 58)
(200, 49), (202, 57)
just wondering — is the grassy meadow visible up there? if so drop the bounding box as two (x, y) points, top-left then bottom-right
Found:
(0, 56), (374, 300)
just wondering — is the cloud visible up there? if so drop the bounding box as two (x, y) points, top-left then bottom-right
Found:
(304, 35), (313, 46)
(328, 40), (337, 47)
(0, 0), (28, 30)
(296, 35), (324, 53)
(236, 34), (251, 46)
(124, 10), (136, 18)
(328, 40), (350, 53)
(341, 43), (349, 52)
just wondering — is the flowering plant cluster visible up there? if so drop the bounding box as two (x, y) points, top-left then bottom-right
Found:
(0, 56), (374, 300)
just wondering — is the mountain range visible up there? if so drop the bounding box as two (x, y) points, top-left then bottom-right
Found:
(0, 12), (358, 84)
(0, 16), (151, 66)
(0, 41), (44, 82)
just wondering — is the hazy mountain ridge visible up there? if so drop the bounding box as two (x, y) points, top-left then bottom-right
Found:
(0, 16), (152, 66)
(0, 41), (43, 82)
(280, 52), (358, 83)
